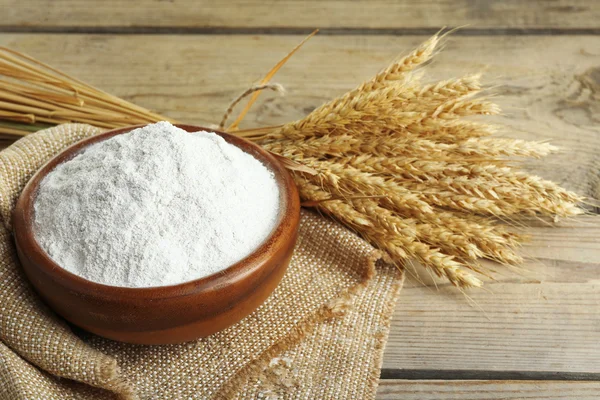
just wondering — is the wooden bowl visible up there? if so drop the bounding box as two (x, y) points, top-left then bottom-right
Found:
(12, 124), (300, 345)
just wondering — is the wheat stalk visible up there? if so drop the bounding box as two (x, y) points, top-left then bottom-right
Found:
(247, 33), (582, 287)
(0, 32), (584, 289)
(0, 46), (171, 135)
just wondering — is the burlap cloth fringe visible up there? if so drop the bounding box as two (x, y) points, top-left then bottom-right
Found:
(0, 124), (403, 400)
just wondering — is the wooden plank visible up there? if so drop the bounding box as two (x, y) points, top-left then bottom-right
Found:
(0, 34), (597, 196)
(376, 380), (600, 400)
(0, 33), (598, 374)
(2, 1), (599, 31)
(383, 215), (600, 373)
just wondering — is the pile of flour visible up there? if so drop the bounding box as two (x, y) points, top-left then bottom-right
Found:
(33, 122), (280, 288)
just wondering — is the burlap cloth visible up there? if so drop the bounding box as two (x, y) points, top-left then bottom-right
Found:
(0, 124), (403, 399)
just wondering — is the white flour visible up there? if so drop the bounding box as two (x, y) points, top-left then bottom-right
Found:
(33, 122), (280, 288)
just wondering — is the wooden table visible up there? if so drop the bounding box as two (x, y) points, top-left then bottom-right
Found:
(2, 1), (599, 398)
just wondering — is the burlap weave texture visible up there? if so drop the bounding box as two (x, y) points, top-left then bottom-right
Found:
(0, 124), (403, 399)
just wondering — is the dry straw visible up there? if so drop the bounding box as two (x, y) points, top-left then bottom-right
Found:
(0, 32), (583, 288)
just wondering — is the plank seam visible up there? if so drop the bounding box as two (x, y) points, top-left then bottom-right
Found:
(380, 369), (600, 381)
(0, 27), (599, 35)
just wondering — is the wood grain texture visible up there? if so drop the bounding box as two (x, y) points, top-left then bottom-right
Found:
(1, 34), (598, 197)
(0, 33), (599, 384)
(376, 380), (600, 399)
(1, 1), (599, 30)
(383, 216), (600, 372)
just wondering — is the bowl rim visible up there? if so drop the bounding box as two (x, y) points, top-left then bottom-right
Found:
(12, 123), (296, 300)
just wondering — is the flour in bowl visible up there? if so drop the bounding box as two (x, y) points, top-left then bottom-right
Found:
(33, 121), (280, 287)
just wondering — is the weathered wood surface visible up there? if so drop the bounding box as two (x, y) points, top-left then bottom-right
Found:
(1, 34), (598, 197)
(376, 380), (600, 399)
(2, 1), (599, 30)
(0, 31), (599, 398)
(384, 215), (600, 373)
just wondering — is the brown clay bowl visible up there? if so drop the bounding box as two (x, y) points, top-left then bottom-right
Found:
(12, 124), (300, 345)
